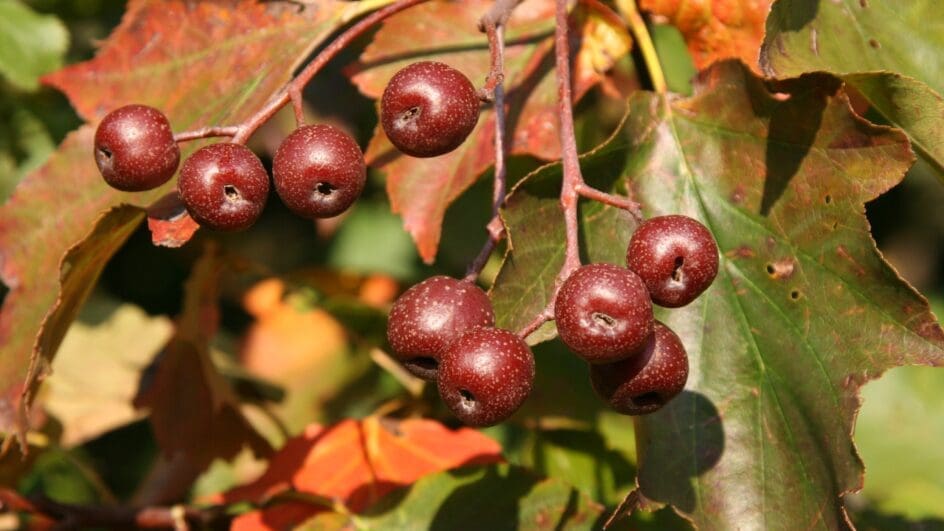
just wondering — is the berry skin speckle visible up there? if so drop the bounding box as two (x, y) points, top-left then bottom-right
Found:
(380, 61), (480, 158)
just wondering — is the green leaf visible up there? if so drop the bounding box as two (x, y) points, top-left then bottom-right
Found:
(761, 0), (944, 176)
(0, 0), (68, 91)
(491, 61), (944, 529)
(854, 365), (944, 519)
(354, 464), (603, 530)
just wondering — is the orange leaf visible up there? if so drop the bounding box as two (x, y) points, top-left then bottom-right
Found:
(217, 417), (503, 530)
(640, 0), (771, 73)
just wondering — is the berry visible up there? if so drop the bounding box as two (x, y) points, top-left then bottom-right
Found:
(272, 124), (366, 219)
(94, 104), (180, 191)
(554, 263), (653, 364)
(387, 276), (495, 381)
(380, 61), (480, 158)
(438, 327), (534, 427)
(590, 320), (688, 415)
(626, 215), (719, 308)
(177, 143), (269, 231)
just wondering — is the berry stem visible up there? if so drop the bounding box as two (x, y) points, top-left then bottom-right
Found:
(172, 0), (429, 145)
(465, 13), (511, 282)
(575, 182), (644, 222)
(614, 0), (667, 94)
(173, 126), (239, 142)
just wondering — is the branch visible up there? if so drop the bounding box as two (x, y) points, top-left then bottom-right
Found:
(171, 0), (431, 144)
(23, 496), (228, 530)
(465, 14), (511, 282)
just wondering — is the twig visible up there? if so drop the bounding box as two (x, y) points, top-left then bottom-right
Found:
(173, 126), (239, 142)
(465, 12), (511, 282)
(171, 0), (430, 145)
(22, 496), (228, 530)
(575, 182), (643, 222)
(614, 0), (666, 93)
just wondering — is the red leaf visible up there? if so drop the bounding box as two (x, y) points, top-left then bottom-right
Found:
(217, 417), (503, 530)
(146, 193), (200, 248)
(640, 0), (772, 73)
(0, 0), (357, 446)
(349, 0), (630, 262)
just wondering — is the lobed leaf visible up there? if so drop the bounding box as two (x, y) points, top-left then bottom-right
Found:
(762, 0), (944, 176)
(491, 60), (944, 529)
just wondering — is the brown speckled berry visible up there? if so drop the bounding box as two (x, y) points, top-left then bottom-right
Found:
(627, 215), (719, 308)
(272, 124), (366, 219)
(590, 321), (688, 416)
(177, 143), (269, 232)
(387, 276), (495, 381)
(438, 327), (535, 427)
(554, 263), (654, 364)
(380, 61), (480, 158)
(94, 104), (180, 191)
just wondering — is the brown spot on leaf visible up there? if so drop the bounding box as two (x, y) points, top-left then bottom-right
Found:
(731, 245), (755, 259)
(766, 259), (795, 280)
(730, 185), (746, 204)
(836, 245), (867, 277)
(869, 39), (880, 49)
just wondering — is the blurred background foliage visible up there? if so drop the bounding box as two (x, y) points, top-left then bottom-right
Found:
(0, 0), (941, 529)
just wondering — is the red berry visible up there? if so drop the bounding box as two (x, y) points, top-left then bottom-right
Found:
(177, 143), (269, 232)
(590, 321), (688, 415)
(387, 276), (495, 381)
(94, 104), (180, 191)
(272, 124), (366, 219)
(438, 327), (535, 427)
(554, 263), (654, 364)
(380, 61), (480, 158)
(627, 215), (719, 308)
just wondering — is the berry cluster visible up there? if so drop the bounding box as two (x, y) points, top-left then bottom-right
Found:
(386, 276), (535, 427)
(385, 216), (718, 425)
(92, 61), (479, 230)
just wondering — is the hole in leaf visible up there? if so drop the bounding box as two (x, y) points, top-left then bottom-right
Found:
(223, 185), (240, 202)
(459, 389), (476, 408)
(592, 312), (617, 328)
(633, 392), (662, 407)
(766, 264), (775, 275)
(671, 256), (684, 281)
(824, 194), (832, 204)
(790, 290), (801, 300)
(315, 182), (336, 196)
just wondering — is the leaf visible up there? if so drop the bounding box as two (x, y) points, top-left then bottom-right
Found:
(217, 417), (503, 530)
(134, 244), (272, 476)
(639, 0), (772, 74)
(0, 1), (68, 91)
(491, 61), (944, 528)
(350, 464), (603, 530)
(761, 0), (944, 176)
(349, 0), (630, 263)
(43, 297), (173, 447)
(854, 366), (944, 519)
(0, 0), (366, 445)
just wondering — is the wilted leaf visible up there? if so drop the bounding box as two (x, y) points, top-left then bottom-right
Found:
(43, 297), (173, 446)
(134, 245), (272, 477)
(218, 417), (502, 530)
(492, 61), (944, 528)
(0, 0), (371, 445)
(762, 0), (944, 176)
(639, 0), (772, 73)
(349, 0), (630, 262)
(0, 1), (68, 91)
